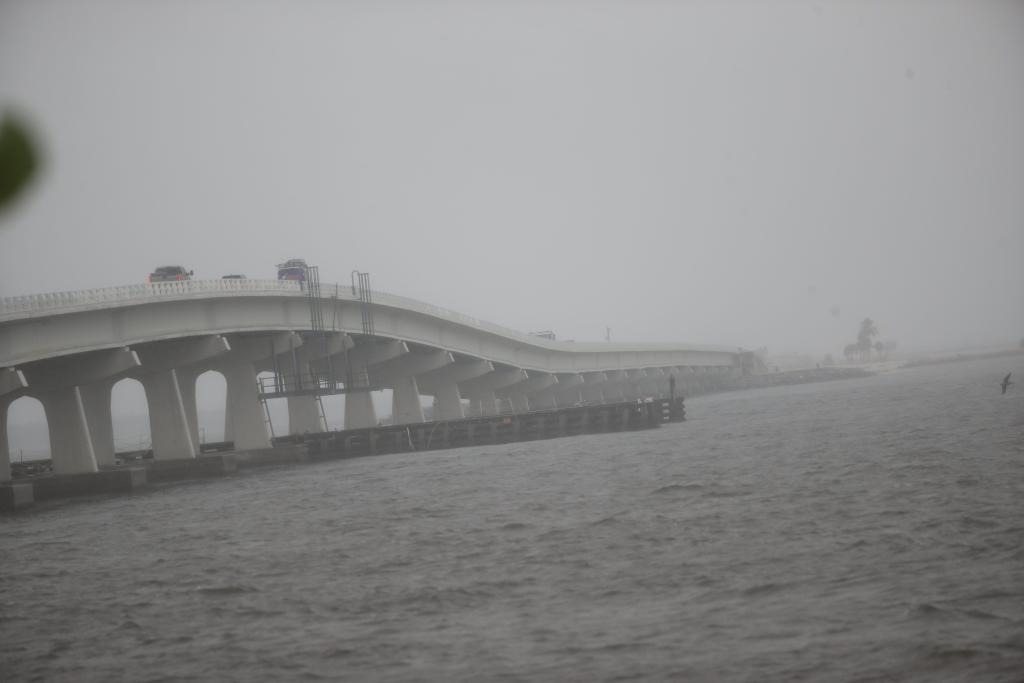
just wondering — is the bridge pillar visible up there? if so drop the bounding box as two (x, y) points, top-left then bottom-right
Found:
(140, 369), (198, 460)
(476, 393), (500, 416)
(551, 374), (584, 408)
(371, 350), (453, 425)
(221, 359), (271, 450)
(18, 348), (140, 475)
(37, 386), (99, 474)
(289, 396), (323, 435)
(497, 371), (556, 411)
(223, 378), (236, 443)
(79, 379), (116, 467)
(0, 368), (26, 480)
(1, 398), (11, 483)
(432, 383), (464, 421)
(461, 368), (527, 416)
(339, 340), (408, 429)
(642, 368), (666, 398)
(261, 335), (347, 437)
(284, 364), (324, 435)
(580, 372), (607, 405)
(391, 376), (424, 425)
(344, 392), (377, 429)
(602, 370), (628, 401)
(624, 369), (647, 400)
(509, 394), (529, 413)
(418, 360), (492, 421)
(209, 333), (295, 450)
(175, 366), (202, 448)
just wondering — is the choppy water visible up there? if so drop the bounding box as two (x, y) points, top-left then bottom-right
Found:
(2, 356), (1023, 681)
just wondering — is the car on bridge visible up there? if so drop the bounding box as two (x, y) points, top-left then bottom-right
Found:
(277, 258), (308, 281)
(148, 265), (193, 283)
(221, 274), (246, 279)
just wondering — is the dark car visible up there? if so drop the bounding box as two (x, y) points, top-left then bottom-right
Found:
(276, 259), (308, 281)
(148, 265), (193, 283)
(221, 274), (246, 279)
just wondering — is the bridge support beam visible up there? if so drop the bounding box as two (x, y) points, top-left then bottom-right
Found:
(431, 383), (464, 421)
(37, 386), (98, 474)
(418, 360), (493, 421)
(602, 370), (628, 401)
(344, 392), (377, 430)
(79, 380), (116, 467)
(371, 350), (454, 425)
(140, 369), (197, 461)
(221, 359), (271, 450)
(549, 374), (584, 408)
(18, 348), (140, 475)
(391, 376), (424, 425)
(580, 372), (607, 405)
(1, 399), (12, 483)
(284, 364), (324, 435)
(624, 369), (647, 400)
(263, 334), (347, 436)
(642, 368), (666, 398)
(502, 372), (558, 411)
(461, 368), (527, 416)
(339, 340), (409, 430)
(469, 393), (499, 417)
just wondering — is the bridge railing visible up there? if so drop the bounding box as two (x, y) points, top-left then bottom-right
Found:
(0, 278), (741, 354)
(0, 278), (303, 320)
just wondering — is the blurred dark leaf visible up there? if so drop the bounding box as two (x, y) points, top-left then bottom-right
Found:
(0, 112), (40, 216)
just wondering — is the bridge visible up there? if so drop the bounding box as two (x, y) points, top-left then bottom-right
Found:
(0, 279), (748, 481)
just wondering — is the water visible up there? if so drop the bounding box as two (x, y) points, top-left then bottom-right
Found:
(2, 356), (1023, 681)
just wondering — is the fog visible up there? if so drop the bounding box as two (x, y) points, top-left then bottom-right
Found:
(2, 0), (1022, 357)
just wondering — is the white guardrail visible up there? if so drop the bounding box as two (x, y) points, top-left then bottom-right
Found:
(0, 279), (740, 354)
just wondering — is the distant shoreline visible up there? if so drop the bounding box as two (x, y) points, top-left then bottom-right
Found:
(687, 366), (873, 399)
(900, 348), (1024, 369)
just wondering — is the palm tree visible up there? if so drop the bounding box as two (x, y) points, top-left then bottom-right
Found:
(856, 318), (879, 360)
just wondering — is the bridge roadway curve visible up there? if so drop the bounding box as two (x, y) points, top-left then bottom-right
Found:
(0, 279), (748, 480)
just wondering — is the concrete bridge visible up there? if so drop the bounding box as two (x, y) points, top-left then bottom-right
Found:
(0, 279), (747, 481)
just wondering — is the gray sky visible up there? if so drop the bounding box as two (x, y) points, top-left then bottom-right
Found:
(1, 0), (1022, 356)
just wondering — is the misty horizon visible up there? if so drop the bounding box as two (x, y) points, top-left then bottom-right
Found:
(2, 2), (1023, 357)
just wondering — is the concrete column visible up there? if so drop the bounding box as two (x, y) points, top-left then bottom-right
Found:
(140, 369), (197, 460)
(223, 380), (235, 442)
(625, 369), (647, 400)
(374, 350), (453, 425)
(285, 364), (324, 435)
(345, 392), (377, 429)
(509, 394), (529, 413)
(418, 360), (492, 421)
(462, 368), (527, 415)
(602, 370), (628, 401)
(465, 393), (501, 416)
(288, 394), (323, 435)
(642, 368), (666, 398)
(391, 376), (424, 425)
(130, 336), (231, 449)
(1, 398), (11, 483)
(176, 367), (202, 447)
(432, 383), (464, 421)
(19, 349), (140, 475)
(79, 380), (116, 467)
(580, 372), (607, 405)
(221, 359), (271, 450)
(38, 386), (98, 474)
(551, 374), (584, 408)
(529, 392), (557, 411)
(500, 372), (557, 411)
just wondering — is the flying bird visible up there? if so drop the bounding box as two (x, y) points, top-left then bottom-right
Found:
(1001, 373), (1013, 395)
